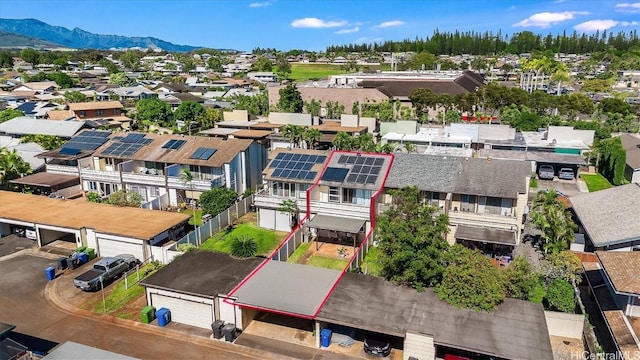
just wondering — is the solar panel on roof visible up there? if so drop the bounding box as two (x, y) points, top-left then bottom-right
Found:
(60, 147), (80, 155)
(365, 176), (377, 184)
(347, 174), (357, 182)
(294, 162), (304, 170)
(306, 171), (317, 180)
(374, 158), (384, 166)
(352, 165), (362, 173)
(365, 157), (375, 165)
(300, 154), (310, 162)
(282, 153), (293, 160)
(315, 155), (326, 163)
(371, 166), (381, 175)
(302, 163), (313, 171)
(296, 171), (307, 179)
(321, 167), (349, 182)
(345, 156), (356, 164)
(289, 171), (300, 179)
(200, 148), (216, 160)
(270, 160), (281, 168)
(281, 169), (292, 178)
(275, 153), (286, 160)
(357, 174), (368, 183)
(122, 133), (145, 143)
(291, 153), (301, 161)
(361, 165), (372, 174)
(355, 156), (366, 165)
(272, 169), (283, 177)
(162, 139), (186, 150)
(190, 147), (206, 159)
(338, 155), (347, 164)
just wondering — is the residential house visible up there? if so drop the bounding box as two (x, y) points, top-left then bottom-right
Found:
(12, 81), (59, 94)
(40, 131), (266, 209)
(247, 72), (277, 84)
(158, 92), (204, 111)
(384, 154), (532, 258)
(96, 85), (157, 104)
(618, 133), (640, 184)
(583, 252), (640, 359)
(570, 183), (640, 251)
(0, 117), (85, 139)
(15, 101), (62, 118)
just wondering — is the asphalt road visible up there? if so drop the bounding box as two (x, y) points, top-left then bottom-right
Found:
(0, 254), (261, 359)
(0, 234), (35, 258)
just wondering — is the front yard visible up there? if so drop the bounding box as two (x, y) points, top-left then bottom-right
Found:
(306, 254), (350, 271)
(580, 173), (612, 192)
(179, 208), (203, 226)
(200, 222), (288, 256)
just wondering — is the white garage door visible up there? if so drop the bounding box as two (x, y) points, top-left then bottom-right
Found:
(151, 293), (213, 329)
(97, 237), (144, 261)
(218, 296), (243, 330)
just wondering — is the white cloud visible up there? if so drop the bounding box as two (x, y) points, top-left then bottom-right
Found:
(554, 0), (567, 3)
(249, 0), (275, 8)
(291, 17), (347, 28)
(615, 2), (640, 13)
(374, 20), (405, 29)
(513, 11), (588, 28)
(335, 26), (360, 34)
(574, 19), (638, 31)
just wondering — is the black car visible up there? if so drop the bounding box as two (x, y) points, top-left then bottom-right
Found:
(363, 332), (391, 357)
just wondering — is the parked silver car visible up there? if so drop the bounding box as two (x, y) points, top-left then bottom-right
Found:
(558, 168), (575, 180)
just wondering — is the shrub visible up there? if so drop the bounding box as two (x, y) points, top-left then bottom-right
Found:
(177, 243), (197, 253)
(230, 235), (258, 258)
(545, 278), (575, 313)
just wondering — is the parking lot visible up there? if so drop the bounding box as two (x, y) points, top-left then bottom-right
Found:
(0, 253), (280, 359)
(0, 234), (35, 258)
(534, 177), (586, 198)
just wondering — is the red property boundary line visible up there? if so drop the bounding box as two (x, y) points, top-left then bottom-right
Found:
(223, 150), (395, 320)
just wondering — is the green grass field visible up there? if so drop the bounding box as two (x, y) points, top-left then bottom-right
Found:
(288, 63), (391, 82)
(580, 173), (613, 192)
(306, 254), (349, 271)
(200, 222), (288, 256)
(287, 242), (310, 264)
(83, 264), (155, 316)
(179, 208), (203, 226)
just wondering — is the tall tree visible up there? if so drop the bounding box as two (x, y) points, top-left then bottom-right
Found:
(135, 98), (173, 129)
(435, 244), (507, 311)
(0, 148), (32, 188)
(200, 187), (239, 216)
(281, 124), (304, 148)
(530, 189), (577, 254)
(278, 84), (303, 113)
(302, 127), (322, 149)
(332, 131), (354, 150)
(63, 91), (88, 103)
(174, 101), (205, 132)
(377, 186), (450, 290)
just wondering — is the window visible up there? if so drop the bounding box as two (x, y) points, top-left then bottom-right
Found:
(479, 196), (506, 215)
(428, 192), (440, 206)
(88, 181), (97, 191)
(77, 110), (86, 118)
(343, 188), (371, 206)
(149, 187), (160, 198)
(460, 194), (476, 212)
(328, 186), (340, 203)
(112, 108), (119, 115)
(299, 183), (309, 199)
(96, 109), (105, 116)
(271, 182), (296, 198)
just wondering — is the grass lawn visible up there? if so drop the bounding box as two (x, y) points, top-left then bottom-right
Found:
(306, 254), (349, 271)
(200, 222), (287, 256)
(83, 264), (156, 317)
(289, 63), (390, 82)
(179, 208), (203, 226)
(287, 242), (310, 264)
(362, 245), (382, 277)
(580, 173), (612, 192)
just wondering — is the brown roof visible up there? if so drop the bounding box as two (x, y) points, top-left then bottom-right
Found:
(0, 191), (189, 240)
(249, 122), (283, 130)
(11, 90), (37, 97)
(596, 251), (640, 295)
(93, 133), (252, 167)
(68, 101), (123, 111)
(231, 129), (272, 139)
(9, 172), (79, 188)
(310, 124), (367, 133)
(47, 109), (75, 120)
(268, 86), (387, 115)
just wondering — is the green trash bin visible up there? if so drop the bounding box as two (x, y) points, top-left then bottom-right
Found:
(84, 248), (96, 260)
(76, 246), (87, 253)
(141, 306), (156, 324)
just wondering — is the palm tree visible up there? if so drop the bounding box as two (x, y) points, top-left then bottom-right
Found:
(180, 168), (199, 242)
(0, 148), (32, 188)
(403, 142), (417, 153)
(302, 127), (322, 150)
(332, 131), (354, 151)
(282, 124), (304, 148)
(355, 133), (376, 152)
(530, 189), (577, 254)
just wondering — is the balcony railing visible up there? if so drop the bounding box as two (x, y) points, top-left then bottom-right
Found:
(80, 168), (121, 183)
(122, 172), (166, 187)
(46, 164), (79, 175)
(253, 195), (371, 220)
(167, 175), (224, 192)
(449, 210), (518, 230)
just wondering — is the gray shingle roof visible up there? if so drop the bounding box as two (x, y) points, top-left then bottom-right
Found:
(385, 153), (460, 193)
(570, 183), (640, 247)
(317, 272), (553, 360)
(385, 154), (532, 198)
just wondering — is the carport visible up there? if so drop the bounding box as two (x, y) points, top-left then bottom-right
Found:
(9, 172), (81, 198)
(229, 260), (343, 319)
(0, 191), (189, 261)
(304, 214), (365, 251)
(455, 225), (517, 259)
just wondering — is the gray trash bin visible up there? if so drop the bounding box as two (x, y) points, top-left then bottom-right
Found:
(222, 323), (236, 342)
(211, 320), (225, 339)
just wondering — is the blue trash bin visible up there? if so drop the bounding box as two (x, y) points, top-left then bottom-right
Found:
(77, 252), (89, 265)
(320, 328), (332, 347)
(45, 266), (56, 281)
(156, 307), (171, 327)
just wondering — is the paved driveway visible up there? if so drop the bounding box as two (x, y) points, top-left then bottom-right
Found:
(0, 234), (35, 258)
(0, 254), (277, 359)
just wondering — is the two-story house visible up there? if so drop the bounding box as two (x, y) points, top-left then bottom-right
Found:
(254, 150), (393, 245)
(40, 131), (266, 209)
(384, 154), (532, 258)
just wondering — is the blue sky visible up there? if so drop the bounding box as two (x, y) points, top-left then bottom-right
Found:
(2, 0), (639, 51)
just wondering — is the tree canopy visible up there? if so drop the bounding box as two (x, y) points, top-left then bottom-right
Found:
(377, 186), (450, 290)
(530, 189), (577, 254)
(278, 84), (303, 113)
(0, 148), (32, 188)
(135, 98), (173, 129)
(200, 187), (239, 216)
(174, 101), (205, 130)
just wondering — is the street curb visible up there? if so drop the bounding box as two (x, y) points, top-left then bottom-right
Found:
(44, 270), (294, 360)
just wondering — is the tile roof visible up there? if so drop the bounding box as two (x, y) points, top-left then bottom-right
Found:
(46, 110), (75, 120)
(618, 133), (640, 170)
(0, 117), (85, 137)
(384, 153), (459, 193)
(596, 251), (640, 295)
(570, 184), (640, 247)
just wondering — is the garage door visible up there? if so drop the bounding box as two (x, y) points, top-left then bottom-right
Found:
(218, 296), (243, 330)
(97, 237), (144, 261)
(151, 293), (213, 329)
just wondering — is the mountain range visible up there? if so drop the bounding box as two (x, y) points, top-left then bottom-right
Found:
(0, 18), (200, 52)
